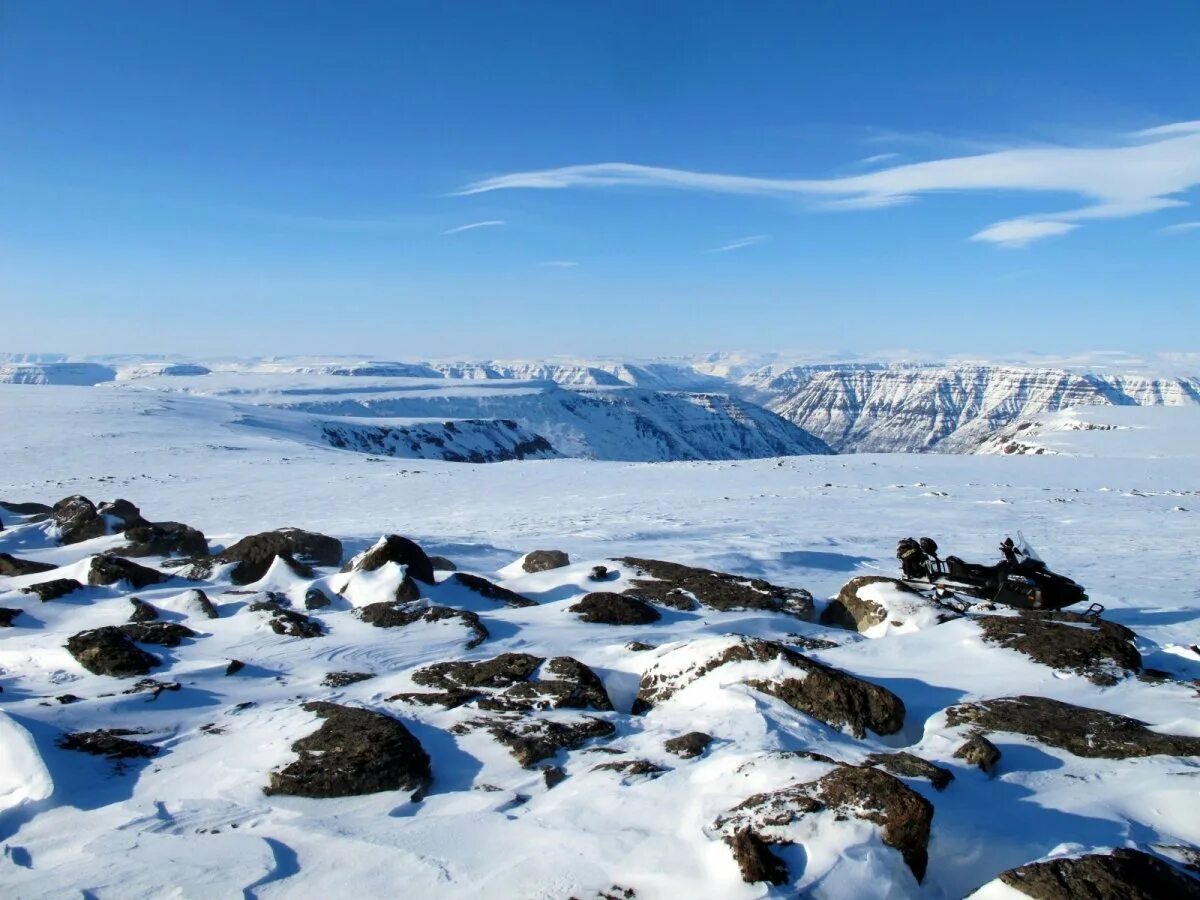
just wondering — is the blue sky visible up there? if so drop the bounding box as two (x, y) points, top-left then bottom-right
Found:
(2, 1), (1198, 360)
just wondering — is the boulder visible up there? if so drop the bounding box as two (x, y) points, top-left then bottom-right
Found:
(413, 653), (544, 690)
(634, 636), (905, 738)
(0, 500), (52, 518)
(664, 731), (713, 759)
(97, 498), (148, 531)
(249, 598), (324, 638)
(945, 695), (1200, 759)
(304, 586), (332, 610)
(87, 554), (168, 589)
(976, 610), (1142, 685)
(321, 671), (375, 688)
(985, 848), (1200, 899)
(389, 689), (481, 708)
(954, 734), (1001, 774)
(522, 549), (570, 573)
(459, 716), (616, 768)
(342, 534), (434, 584)
(218, 528), (343, 584)
(0, 607), (22, 627)
(862, 751), (954, 791)
(119, 521), (208, 558)
(617, 557), (813, 620)
(58, 729), (159, 759)
(265, 701), (431, 798)
(821, 575), (958, 635)
(49, 495), (106, 544)
(180, 588), (219, 619)
(569, 592), (661, 625)
(714, 763), (934, 883)
(356, 601), (487, 648)
(119, 622), (197, 647)
(591, 758), (666, 779)
(429, 555), (457, 572)
(127, 597), (160, 623)
(724, 829), (789, 885)
(447, 572), (536, 608)
(0, 552), (56, 577)
(23, 578), (84, 601)
(65, 626), (159, 677)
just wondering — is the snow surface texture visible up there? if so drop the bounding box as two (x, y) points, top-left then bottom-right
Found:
(1, 383), (1199, 898)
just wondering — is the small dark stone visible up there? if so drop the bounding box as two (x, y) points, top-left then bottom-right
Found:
(128, 597), (160, 623)
(56, 694), (83, 704)
(123, 678), (181, 698)
(58, 728), (159, 759)
(624, 641), (656, 652)
(119, 622), (197, 647)
(343, 534), (434, 584)
(954, 734), (1002, 774)
(87, 554), (168, 589)
(542, 765), (567, 789)
(23, 578), (84, 601)
(569, 592), (661, 625)
(322, 671), (375, 688)
(522, 550), (570, 573)
(0, 607), (22, 627)
(265, 701), (431, 798)
(225, 659), (246, 676)
(447, 572), (536, 608)
(66, 626), (159, 677)
(589, 565), (610, 582)
(664, 731), (712, 759)
(304, 586), (332, 610)
(429, 555), (457, 572)
(0, 552), (56, 577)
(862, 751), (954, 791)
(996, 848), (1200, 899)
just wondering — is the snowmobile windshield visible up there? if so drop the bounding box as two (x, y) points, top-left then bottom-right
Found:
(1015, 532), (1043, 563)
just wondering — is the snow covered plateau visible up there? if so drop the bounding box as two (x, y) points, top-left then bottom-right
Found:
(1, 360), (1199, 899)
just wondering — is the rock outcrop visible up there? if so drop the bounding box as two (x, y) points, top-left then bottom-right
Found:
(343, 534), (434, 584)
(87, 554), (168, 589)
(447, 573), (536, 608)
(356, 601), (487, 648)
(66, 627), (160, 677)
(23, 578), (83, 601)
(218, 528), (344, 584)
(522, 550), (570, 573)
(0, 552), (56, 577)
(617, 558), (813, 620)
(984, 848), (1200, 899)
(569, 592), (661, 625)
(976, 610), (1142, 685)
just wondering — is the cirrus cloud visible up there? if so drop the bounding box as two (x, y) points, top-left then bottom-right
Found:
(455, 122), (1200, 247)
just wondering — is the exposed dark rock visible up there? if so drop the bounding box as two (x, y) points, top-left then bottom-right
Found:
(522, 549), (570, 573)
(128, 597), (160, 623)
(664, 731), (713, 759)
(0, 500), (52, 518)
(480, 657), (614, 712)
(258, 604), (323, 638)
(265, 701), (431, 798)
(123, 678), (182, 698)
(218, 528), (343, 584)
(388, 689), (481, 708)
(569, 592), (661, 625)
(0, 552), (56, 577)
(58, 728), (159, 759)
(954, 734), (1002, 774)
(120, 622), (197, 647)
(120, 521), (208, 558)
(821, 575), (958, 632)
(589, 565), (611, 582)
(225, 659), (245, 676)
(429, 555), (457, 572)
(465, 716), (617, 768)
(356, 601), (486, 648)
(863, 751), (954, 791)
(786, 633), (840, 651)
(161, 556), (216, 581)
(0, 606), (24, 628)
(976, 610), (1142, 686)
(724, 828), (789, 885)
(635, 637), (905, 738)
(181, 588), (219, 619)
(86, 554), (168, 589)
(542, 765), (567, 789)
(337, 567), (420, 604)
(946, 695), (1200, 758)
(50, 495), (106, 544)
(447, 572), (536, 608)
(97, 499), (148, 531)
(414, 652), (545, 690)
(56, 694), (83, 704)
(715, 764), (933, 882)
(23, 578), (84, 601)
(343, 534), (434, 584)
(625, 641), (656, 652)
(617, 557), (814, 620)
(591, 758), (666, 779)
(322, 671), (375, 688)
(66, 626), (159, 677)
(304, 586), (332, 610)
(995, 848), (1200, 899)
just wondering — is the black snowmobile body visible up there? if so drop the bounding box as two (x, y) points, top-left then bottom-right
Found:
(897, 535), (1088, 611)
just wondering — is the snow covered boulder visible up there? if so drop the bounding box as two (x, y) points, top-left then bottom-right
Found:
(87, 554), (168, 589)
(521, 549), (570, 573)
(410, 653), (613, 712)
(445, 572), (536, 608)
(458, 716), (616, 768)
(820, 575), (959, 636)
(976, 610), (1142, 685)
(713, 762), (934, 884)
(119, 520), (208, 558)
(633, 635), (905, 738)
(663, 731), (712, 759)
(968, 848), (1200, 899)
(617, 557), (814, 620)
(66, 626), (160, 677)
(0, 552), (56, 577)
(218, 527), (343, 584)
(356, 600), (488, 648)
(569, 591), (662, 625)
(49, 495), (107, 544)
(945, 695), (1200, 759)
(265, 702), (431, 798)
(862, 751), (954, 791)
(343, 534), (434, 584)
(249, 596), (324, 638)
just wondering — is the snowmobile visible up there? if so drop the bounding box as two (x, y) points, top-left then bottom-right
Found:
(896, 534), (1092, 612)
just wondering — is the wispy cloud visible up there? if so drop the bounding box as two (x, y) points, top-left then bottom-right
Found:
(858, 152), (899, 166)
(540, 260), (578, 268)
(442, 219), (506, 235)
(707, 234), (769, 253)
(455, 122), (1200, 247)
(1160, 221), (1200, 234)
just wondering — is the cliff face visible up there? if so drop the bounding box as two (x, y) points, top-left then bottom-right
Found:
(756, 365), (1200, 453)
